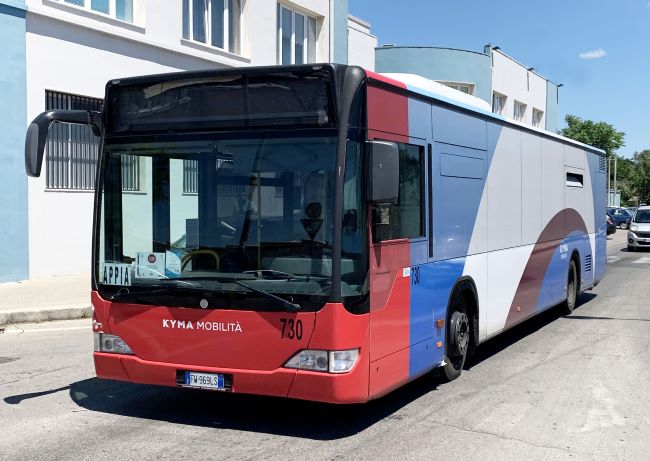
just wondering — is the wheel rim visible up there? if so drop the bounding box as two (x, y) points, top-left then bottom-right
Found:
(449, 311), (469, 370)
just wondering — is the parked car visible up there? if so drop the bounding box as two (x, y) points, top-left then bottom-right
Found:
(607, 207), (633, 230)
(627, 205), (650, 251)
(606, 215), (616, 235)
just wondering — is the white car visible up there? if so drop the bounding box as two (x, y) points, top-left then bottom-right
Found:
(627, 206), (650, 251)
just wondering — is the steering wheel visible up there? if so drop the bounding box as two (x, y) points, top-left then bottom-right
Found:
(181, 250), (220, 271)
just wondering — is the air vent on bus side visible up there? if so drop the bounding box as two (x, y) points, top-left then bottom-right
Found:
(599, 156), (606, 172)
(585, 254), (592, 272)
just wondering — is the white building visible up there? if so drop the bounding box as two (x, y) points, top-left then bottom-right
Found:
(490, 46), (555, 130)
(0, 0), (377, 281)
(375, 44), (562, 132)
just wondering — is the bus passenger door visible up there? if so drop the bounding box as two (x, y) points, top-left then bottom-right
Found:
(368, 138), (429, 395)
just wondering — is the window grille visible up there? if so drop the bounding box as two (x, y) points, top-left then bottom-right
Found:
(120, 154), (140, 191)
(45, 91), (102, 190)
(46, 90), (139, 191)
(183, 160), (198, 193)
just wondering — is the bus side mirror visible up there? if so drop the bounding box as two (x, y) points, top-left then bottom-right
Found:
(25, 110), (101, 177)
(367, 140), (399, 204)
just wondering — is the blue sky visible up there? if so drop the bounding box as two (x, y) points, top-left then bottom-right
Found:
(349, 0), (649, 157)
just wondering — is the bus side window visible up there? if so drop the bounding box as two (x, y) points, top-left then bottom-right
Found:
(373, 142), (424, 242)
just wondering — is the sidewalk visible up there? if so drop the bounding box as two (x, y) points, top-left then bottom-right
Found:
(0, 274), (91, 326)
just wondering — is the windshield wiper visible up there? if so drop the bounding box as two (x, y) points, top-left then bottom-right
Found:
(109, 284), (209, 302)
(242, 269), (326, 281)
(109, 279), (301, 313)
(230, 280), (301, 313)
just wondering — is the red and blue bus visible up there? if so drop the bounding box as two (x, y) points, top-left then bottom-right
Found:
(25, 64), (606, 403)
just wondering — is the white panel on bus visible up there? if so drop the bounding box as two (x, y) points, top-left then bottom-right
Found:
(521, 133), (542, 245)
(541, 139), (565, 241)
(564, 144), (587, 170)
(487, 126), (522, 251)
(485, 244), (534, 337)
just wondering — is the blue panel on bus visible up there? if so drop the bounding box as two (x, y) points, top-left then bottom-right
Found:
(408, 258), (464, 377)
(440, 152), (484, 179)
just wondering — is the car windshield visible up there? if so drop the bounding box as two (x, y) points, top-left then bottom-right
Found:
(96, 132), (364, 310)
(634, 210), (650, 223)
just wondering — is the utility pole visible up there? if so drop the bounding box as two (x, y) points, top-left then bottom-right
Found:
(607, 156), (611, 205)
(614, 155), (618, 204)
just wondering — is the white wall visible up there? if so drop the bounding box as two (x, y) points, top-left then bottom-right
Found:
(492, 50), (547, 127)
(347, 15), (376, 70)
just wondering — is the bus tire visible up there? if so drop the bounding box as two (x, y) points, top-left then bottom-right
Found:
(438, 293), (470, 382)
(560, 258), (578, 315)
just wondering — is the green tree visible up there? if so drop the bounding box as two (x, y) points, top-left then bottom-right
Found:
(631, 150), (650, 204)
(614, 155), (636, 204)
(559, 115), (625, 157)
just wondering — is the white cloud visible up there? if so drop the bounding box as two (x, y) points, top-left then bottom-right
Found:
(579, 48), (607, 59)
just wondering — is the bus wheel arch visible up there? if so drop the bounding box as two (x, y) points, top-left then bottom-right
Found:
(438, 277), (479, 382)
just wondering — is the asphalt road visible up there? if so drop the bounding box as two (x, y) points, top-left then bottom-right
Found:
(1, 230), (648, 461)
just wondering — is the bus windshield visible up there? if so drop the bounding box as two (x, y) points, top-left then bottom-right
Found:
(97, 132), (350, 310)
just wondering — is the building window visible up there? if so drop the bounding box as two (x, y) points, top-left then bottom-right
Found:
(60, 0), (134, 22)
(120, 154), (140, 191)
(45, 91), (139, 191)
(45, 91), (102, 190)
(513, 100), (527, 122)
(532, 108), (544, 128)
(183, 0), (242, 55)
(492, 92), (506, 115)
(374, 143), (424, 241)
(277, 4), (317, 65)
(183, 159), (198, 194)
(438, 81), (475, 95)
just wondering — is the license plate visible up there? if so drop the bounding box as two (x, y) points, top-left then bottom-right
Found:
(183, 371), (226, 390)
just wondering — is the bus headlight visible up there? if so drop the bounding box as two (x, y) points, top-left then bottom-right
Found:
(284, 349), (359, 373)
(328, 349), (360, 373)
(631, 225), (638, 231)
(94, 333), (134, 355)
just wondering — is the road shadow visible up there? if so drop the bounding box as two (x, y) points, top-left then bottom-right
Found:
(621, 246), (649, 253)
(56, 371), (439, 440)
(464, 292), (596, 370)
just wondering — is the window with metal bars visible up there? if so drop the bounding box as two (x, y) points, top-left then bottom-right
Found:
(183, 159), (198, 193)
(182, 157), (244, 196)
(45, 90), (140, 192)
(45, 91), (102, 190)
(120, 154), (140, 191)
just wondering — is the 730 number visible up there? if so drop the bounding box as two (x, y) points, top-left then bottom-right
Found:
(280, 318), (303, 340)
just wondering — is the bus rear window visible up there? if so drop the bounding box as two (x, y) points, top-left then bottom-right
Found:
(106, 70), (336, 134)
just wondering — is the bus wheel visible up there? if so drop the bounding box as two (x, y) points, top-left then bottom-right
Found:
(439, 296), (470, 382)
(560, 259), (578, 315)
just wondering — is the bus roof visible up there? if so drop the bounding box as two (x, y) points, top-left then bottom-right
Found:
(366, 70), (606, 156)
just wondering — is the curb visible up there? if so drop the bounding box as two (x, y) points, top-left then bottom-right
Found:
(0, 304), (92, 326)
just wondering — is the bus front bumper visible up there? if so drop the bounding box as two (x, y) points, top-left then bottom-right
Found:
(94, 351), (370, 404)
